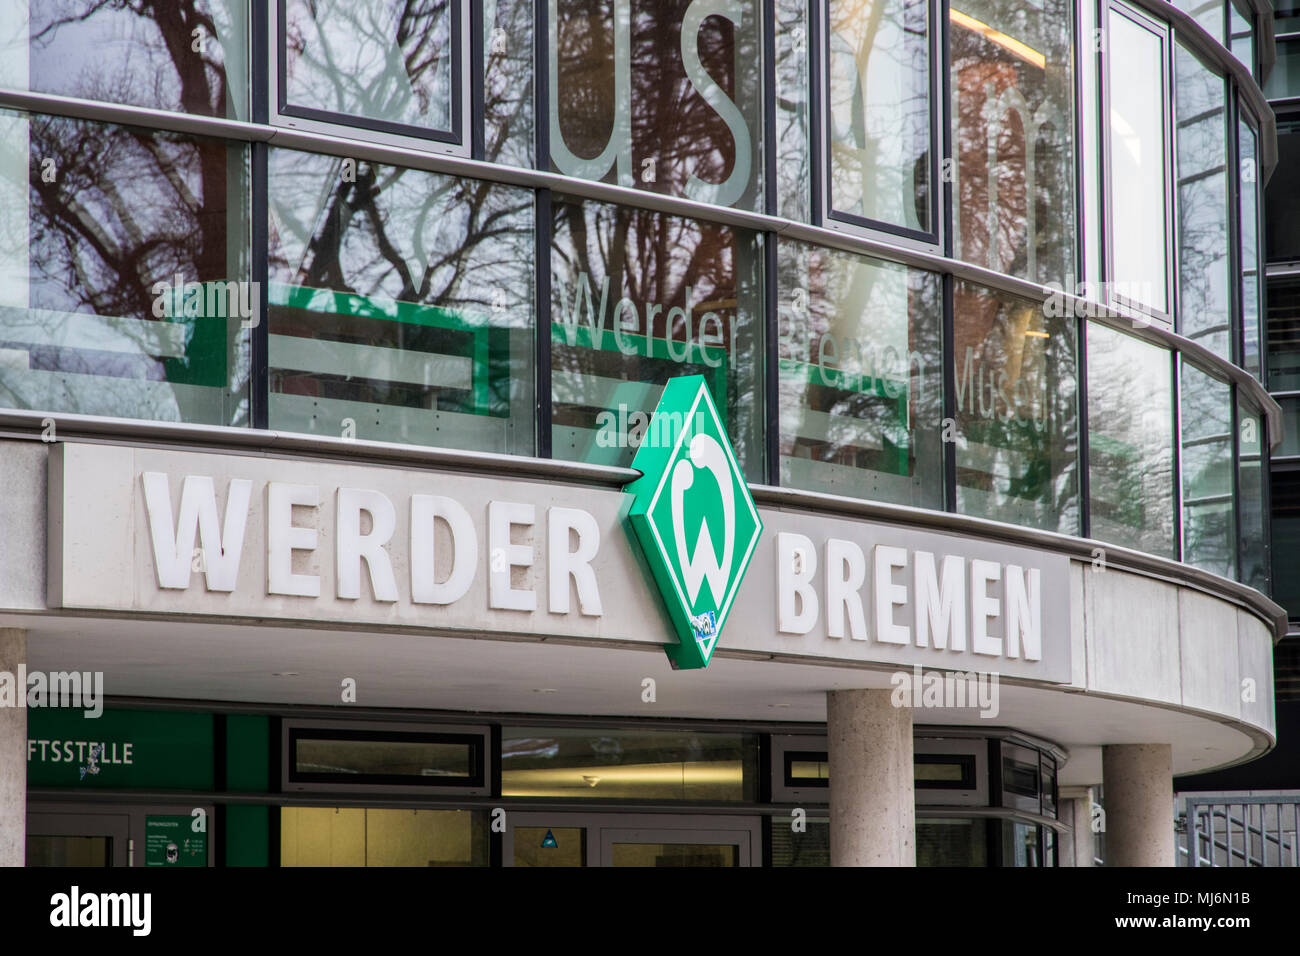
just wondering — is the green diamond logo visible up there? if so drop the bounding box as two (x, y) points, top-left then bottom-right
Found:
(624, 376), (762, 669)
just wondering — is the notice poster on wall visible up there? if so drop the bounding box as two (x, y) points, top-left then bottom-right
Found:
(144, 815), (206, 867)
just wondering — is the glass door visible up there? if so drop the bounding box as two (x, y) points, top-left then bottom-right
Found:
(505, 813), (759, 867)
(27, 811), (130, 867)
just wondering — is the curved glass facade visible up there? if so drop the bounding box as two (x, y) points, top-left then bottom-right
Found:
(0, 0), (1275, 590)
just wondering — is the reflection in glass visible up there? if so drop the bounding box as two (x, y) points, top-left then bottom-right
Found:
(1181, 362), (1235, 578)
(777, 240), (943, 507)
(1086, 325), (1174, 557)
(953, 282), (1079, 533)
(1237, 399), (1268, 593)
(918, 819), (989, 867)
(1106, 8), (1169, 314)
(6, 0), (249, 119)
(500, 727), (758, 801)
(0, 110), (250, 425)
(827, 0), (932, 233)
(1004, 821), (1041, 866)
(27, 836), (111, 867)
(547, 0), (763, 209)
(609, 842), (738, 866)
(1266, 277), (1300, 391)
(1229, 0), (1254, 73)
(1170, 0), (1224, 44)
(267, 149), (534, 453)
(281, 0), (457, 140)
(294, 738), (472, 781)
(1240, 116), (1262, 380)
(550, 197), (764, 476)
(483, 0), (534, 167)
(280, 807), (487, 866)
(770, 817), (830, 866)
(951, 0), (1076, 285)
(1175, 42), (1230, 360)
(775, 0), (812, 221)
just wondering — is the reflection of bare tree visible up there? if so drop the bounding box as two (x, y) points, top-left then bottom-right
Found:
(550, 197), (763, 476)
(30, 0), (240, 117)
(268, 152), (533, 419)
(827, 0), (931, 229)
(951, 0), (1074, 286)
(552, 0), (762, 206)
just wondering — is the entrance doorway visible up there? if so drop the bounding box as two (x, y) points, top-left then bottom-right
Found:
(505, 813), (760, 867)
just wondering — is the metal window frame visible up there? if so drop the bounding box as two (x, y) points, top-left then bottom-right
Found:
(281, 718), (492, 796)
(816, 0), (944, 251)
(269, 0), (471, 157)
(1100, 0), (1178, 327)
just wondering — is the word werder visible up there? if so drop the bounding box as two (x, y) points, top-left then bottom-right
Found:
(141, 474), (603, 615)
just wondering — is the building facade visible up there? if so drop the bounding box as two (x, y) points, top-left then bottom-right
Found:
(0, 0), (1284, 867)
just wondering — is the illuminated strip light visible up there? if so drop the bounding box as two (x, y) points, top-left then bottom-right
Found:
(950, 9), (1047, 70)
(1025, 330), (1050, 338)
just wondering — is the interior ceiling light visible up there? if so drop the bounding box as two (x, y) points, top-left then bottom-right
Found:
(950, 9), (1046, 70)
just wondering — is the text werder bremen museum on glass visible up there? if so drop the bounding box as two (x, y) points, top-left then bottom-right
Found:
(0, 0), (1288, 868)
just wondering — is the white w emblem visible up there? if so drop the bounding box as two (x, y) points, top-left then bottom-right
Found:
(671, 434), (735, 607)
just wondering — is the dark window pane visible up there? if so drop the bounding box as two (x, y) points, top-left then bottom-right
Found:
(1086, 324), (1175, 558)
(1264, 118), (1300, 262)
(1174, 42), (1230, 361)
(951, 0), (1076, 285)
(267, 149), (535, 453)
(953, 281), (1079, 533)
(547, 0), (764, 210)
(770, 816), (830, 866)
(777, 240), (943, 507)
(281, 0), (458, 141)
(1003, 821), (1041, 865)
(1266, 277), (1300, 391)
(1237, 399), (1268, 593)
(0, 111), (251, 425)
(827, 0), (933, 234)
(1270, 471), (1300, 620)
(1181, 362), (1235, 577)
(500, 727), (758, 801)
(294, 738), (473, 781)
(12, 0), (249, 119)
(549, 196), (764, 476)
(918, 818), (989, 866)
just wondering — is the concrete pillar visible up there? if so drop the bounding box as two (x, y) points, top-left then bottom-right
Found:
(827, 688), (914, 866)
(0, 628), (26, 867)
(1103, 744), (1174, 867)
(1058, 786), (1096, 867)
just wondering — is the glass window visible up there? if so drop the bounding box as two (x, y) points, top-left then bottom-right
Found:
(483, 0), (535, 167)
(0, 110), (251, 426)
(549, 196), (764, 476)
(500, 727), (759, 801)
(1175, 42), (1230, 360)
(1264, 38), (1300, 99)
(1229, 0), (1254, 73)
(1278, 396), (1300, 458)
(547, 0), (764, 210)
(279, 0), (462, 144)
(4, 0), (249, 119)
(918, 819), (990, 866)
(280, 807), (488, 866)
(1001, 743), (1041, 812)
(1237, 398), (1269, 593)
(1268, 277), (1300, 391)
(1272, 471), (1300, 619)
(950, 0), (1076, 285)
(770, 816), (831, 866)
(1087, 324), (1175, 557)
(953, 281), (1079, 533)
(515, 827), (587, 867)
(826, 0), (933, 236)
(1003, 821), (1042, 865)
(1239, 114), (1263, 380)
(776, 0), (812, 221)
(287, 728), (484, 788)
(777, 240), (943, 507)
(1181, 362), (1236, 577)
(1264, 118), (1300, 262)
(267, 149), (535, 454)
(1170, 0), (1225, 45)
(1106, 6), (1171, 315)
